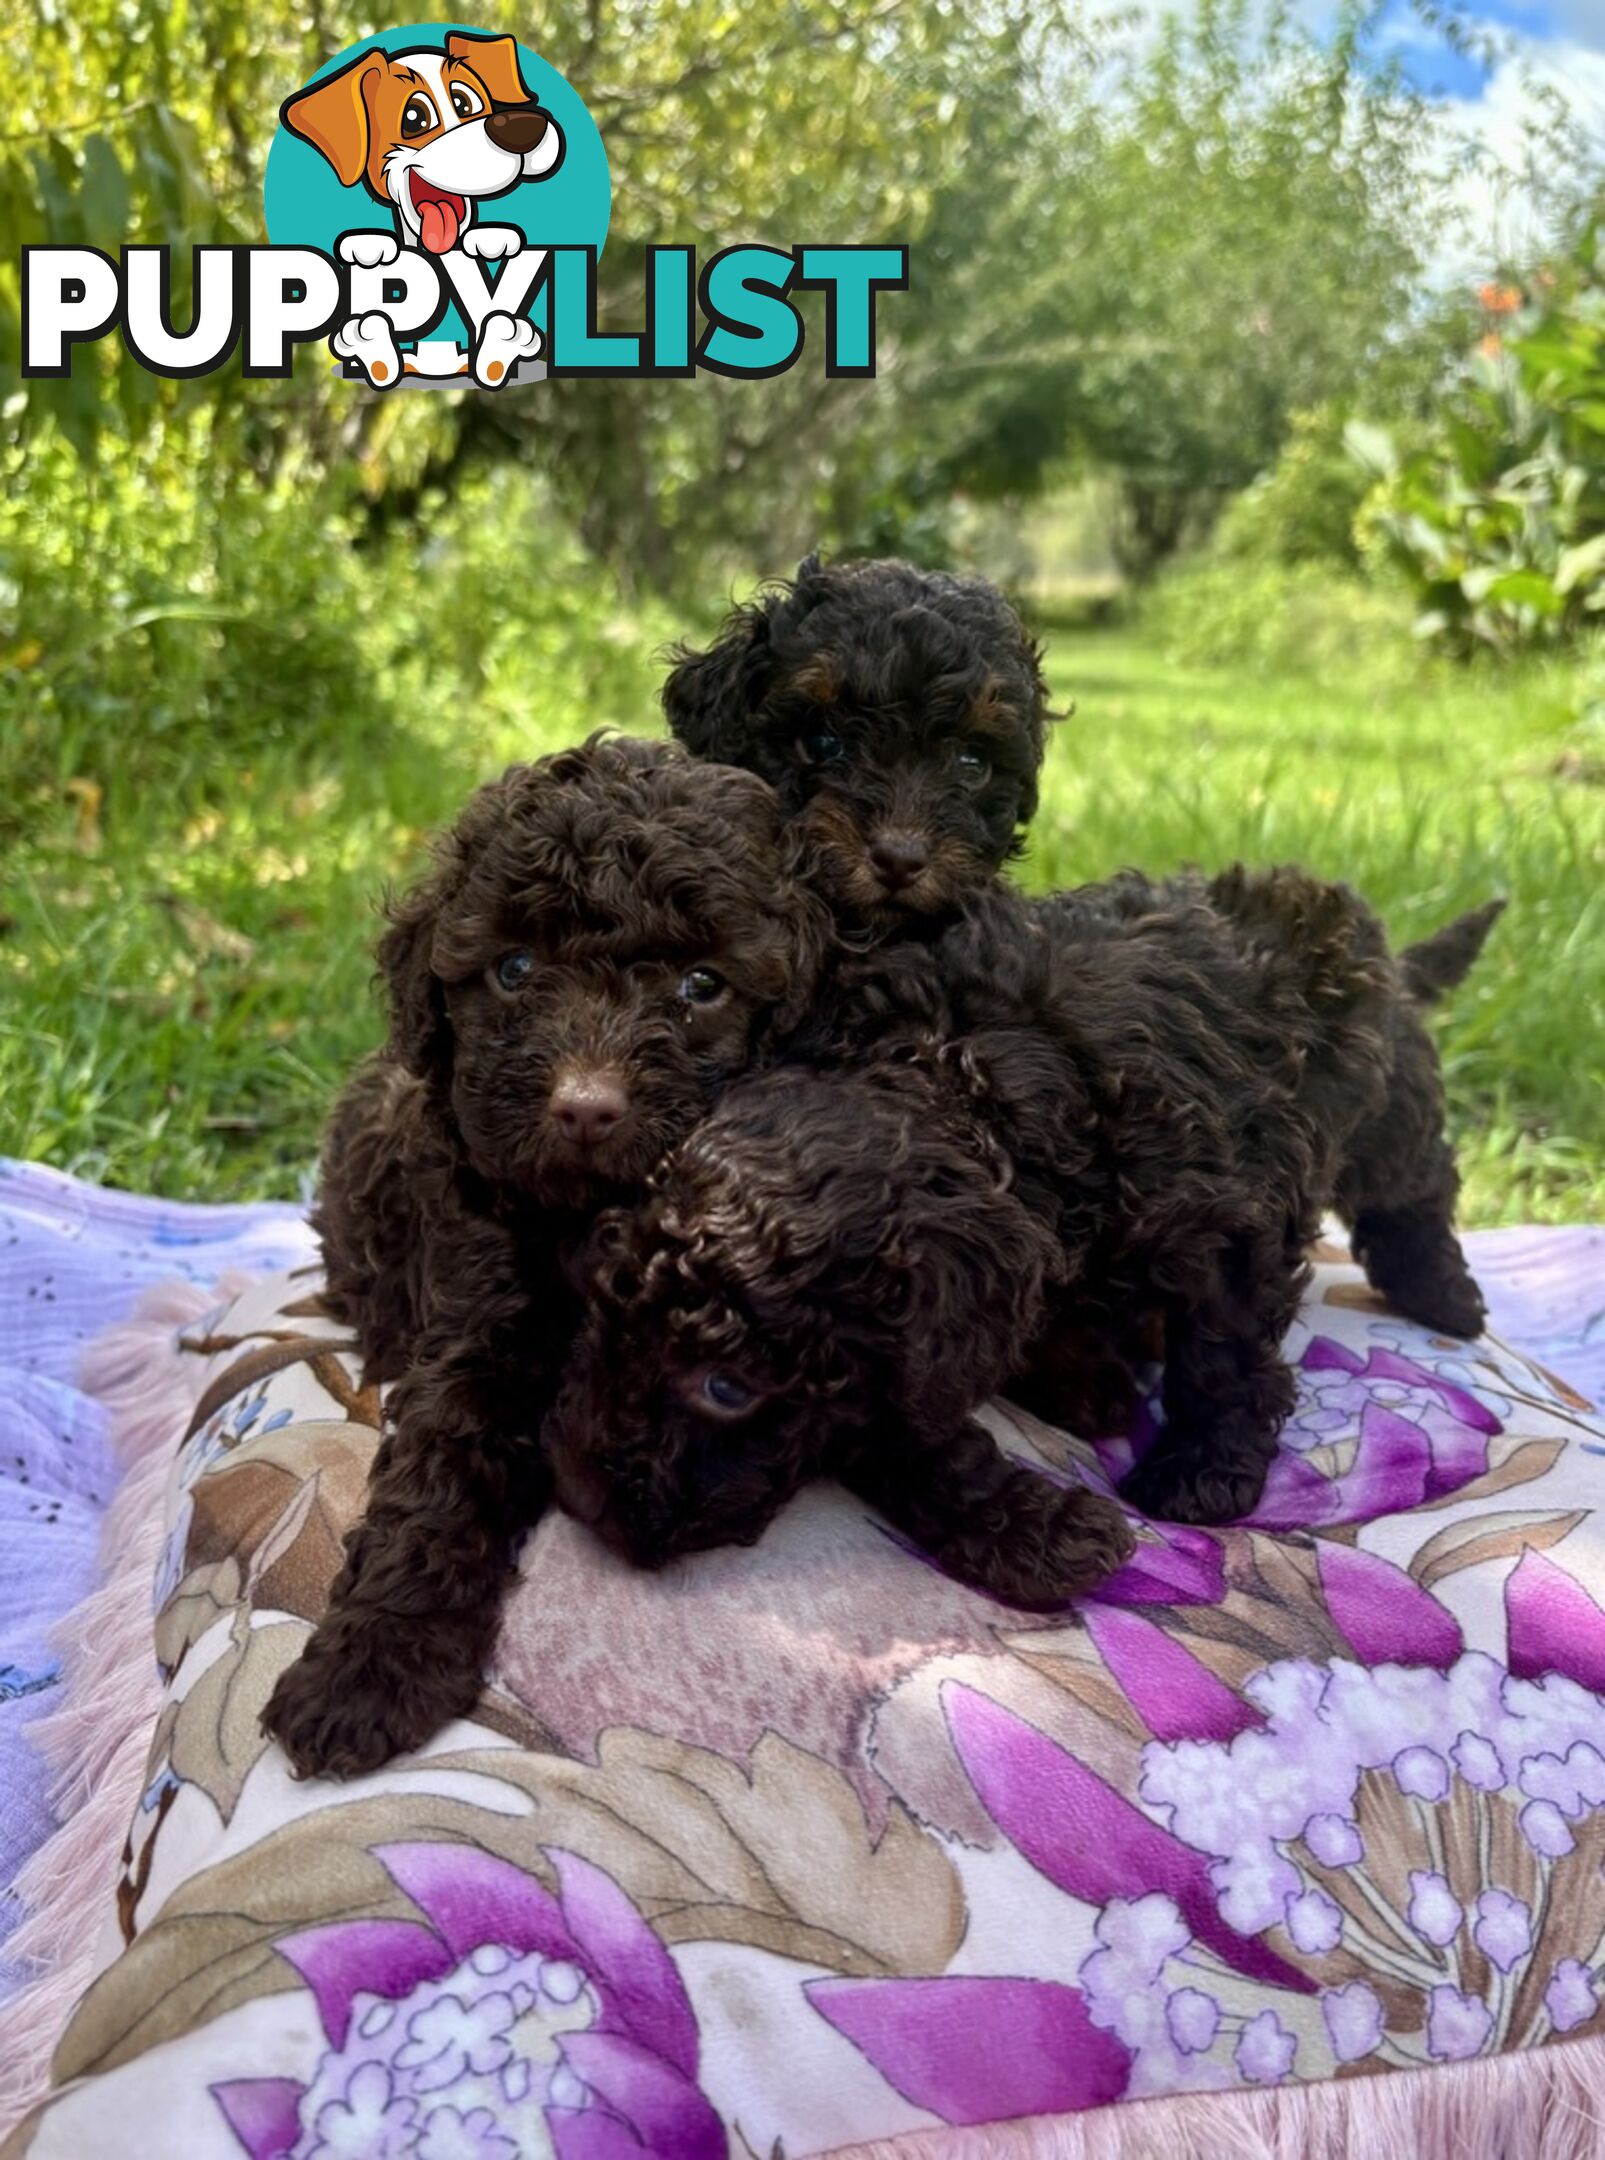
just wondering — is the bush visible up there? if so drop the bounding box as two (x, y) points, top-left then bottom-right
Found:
(1211, 406), (1374, 569)
(0, 422), (678, 845)
(1355, 224), (1605, 652)
(1140, 553), (1420, 677)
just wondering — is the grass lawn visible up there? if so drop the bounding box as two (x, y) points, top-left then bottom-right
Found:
(3, 620), (1601, 1224)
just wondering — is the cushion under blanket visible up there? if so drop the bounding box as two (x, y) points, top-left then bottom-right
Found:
(7, 1241), (1605, 2158)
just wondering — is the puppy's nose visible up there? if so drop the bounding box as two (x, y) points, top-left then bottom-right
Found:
(485, 107), (549, 156)
(550, 1072), (629, 1148)
(869, 829), (931, 889)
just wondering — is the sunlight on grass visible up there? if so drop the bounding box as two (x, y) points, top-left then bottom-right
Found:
(2, 617), (1600, 1221)
(1022, 629), (1605, 1226)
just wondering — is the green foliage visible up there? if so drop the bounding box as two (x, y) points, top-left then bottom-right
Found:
(0, 466), (677, 1196)
(1138, 556), (1420, 679)
(879, 0), (1447, 575)
(3, 461), (1600, 1223)
(0, 0), (1070, 588)
(0, 0), (1460, 590)
(1212, 407), (1375, 570)
(1357, 226), (1605, 651)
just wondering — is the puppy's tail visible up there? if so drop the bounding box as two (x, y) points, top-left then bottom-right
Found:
(1399, 897), (1506, 1006)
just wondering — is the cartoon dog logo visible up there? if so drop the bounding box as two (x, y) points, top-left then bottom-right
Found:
(281, 30), (565, 386)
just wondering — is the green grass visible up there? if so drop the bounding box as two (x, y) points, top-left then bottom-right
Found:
(3, 619), (1602, 1223)
(1025, 625), (1605, 1225)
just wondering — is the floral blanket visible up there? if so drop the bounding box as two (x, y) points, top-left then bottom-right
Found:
(9, 1237), (1605, 2158)
(0, 1160), (313, 1991)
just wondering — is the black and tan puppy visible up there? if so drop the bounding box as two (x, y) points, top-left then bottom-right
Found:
(548, 870), (1495, 1567)
(663, 554), (1052, 925)
(260, 735), (829, 1778)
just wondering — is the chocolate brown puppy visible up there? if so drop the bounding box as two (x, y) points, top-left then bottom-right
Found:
(547, 1062), (1135, 1605)
(550, 868), (1493, 1559)
(261, 734), (829, 1778)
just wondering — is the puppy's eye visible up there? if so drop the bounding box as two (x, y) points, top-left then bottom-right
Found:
(799, 728), (845, 768)
(449, 83), (484, 119)
(699, 1371), (757, 1416)
(401, 93), (440, 137)
(952, 746), (991, 787)
(492, 950), (535, 993)
(679, 965), (727, 1007)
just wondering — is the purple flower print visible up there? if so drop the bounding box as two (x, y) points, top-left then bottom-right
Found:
(1427, 1987), (1495, 2060)
(1098, 1335), (1505, 1535)
(1135, 1626), (1605, 2068)
(1473, 1891), (1532, 1975)
(1236, 2010), (1296, 2083)
(1546, 1960), (1599, 2033)
(213, 1845), (721, 2160)
(1405, 1872), (1462, 1948)
(832, 1547), (1605, 2114)
(1323, 1983), (1385, 2062)
(1165, 1988), (1220, 2053)
(1507, 1549), (1605, 1695)
(807, 1976), (1131, 2125)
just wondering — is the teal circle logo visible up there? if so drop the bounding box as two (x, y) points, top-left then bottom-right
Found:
(263, 23), (610, 379)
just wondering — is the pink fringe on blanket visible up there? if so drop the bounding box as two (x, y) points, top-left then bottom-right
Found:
(834, 2027), (1605, 2159)
(0, 1274), (251, 2135)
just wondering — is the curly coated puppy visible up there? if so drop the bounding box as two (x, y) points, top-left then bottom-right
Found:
(663, 553), (1051, 925)
(1020, 875), (1506, 1442)
(549, 870), (1495, 1563)
(260, 734), (830, 1779)
(547, 1063), (1136, 1604)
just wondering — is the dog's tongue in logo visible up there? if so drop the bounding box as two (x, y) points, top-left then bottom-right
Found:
(280, 32), (566, 263)
(411, 174), (467, 255)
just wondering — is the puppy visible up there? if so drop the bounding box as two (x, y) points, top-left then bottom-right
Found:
(547, 1063), (1136, 1604)
(552, 870), (1493, 1561)
(260, 736), (829, 1778)
(663, 554), (1052, 924)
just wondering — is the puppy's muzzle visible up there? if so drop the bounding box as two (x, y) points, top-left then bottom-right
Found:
(869, 828), (932, 893)
(549, 1069), (630, 1150)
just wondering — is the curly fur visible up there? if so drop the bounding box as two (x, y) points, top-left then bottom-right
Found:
(259, 734), (831, 1779)
(549, 868), (1493, 1573)
(547, 1063), (1136, 1605)
(662, 553), (1052, 925)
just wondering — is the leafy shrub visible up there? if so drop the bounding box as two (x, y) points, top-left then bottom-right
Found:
(1211, 406), (1374, 569)
(1140, 551), (1419, 678)
(0, 426), (676, 842)
(1355, 226), (1605, 652)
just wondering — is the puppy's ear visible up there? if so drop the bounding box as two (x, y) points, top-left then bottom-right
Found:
(447, 30), (532, 105)
(661, 594), (777, 766)
(375, 865), (452, 1082)
(281, 49), (383, 189)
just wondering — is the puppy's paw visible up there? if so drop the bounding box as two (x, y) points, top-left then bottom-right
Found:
(260, 1623), (477, 1781)
(1393, 1274), (1487, 1341)
(1120, 1436), (1269, 1526)
(337, 231), (401, 269)
(332, 310), (402, 390)
(967, 1482), (1136, 1609)
(460, 224), (523, 261)
(472, 310), (540, 387)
